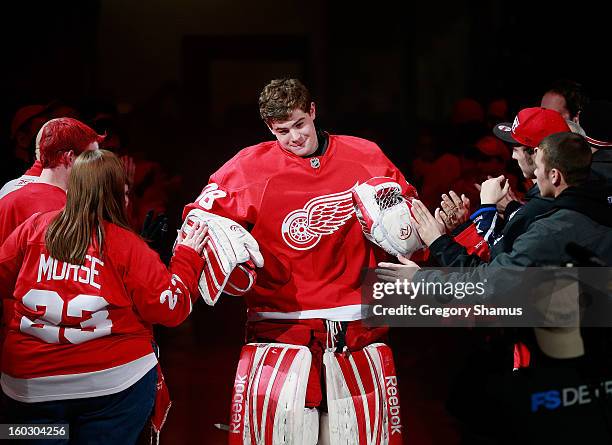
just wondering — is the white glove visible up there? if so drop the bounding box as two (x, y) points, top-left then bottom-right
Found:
(352, 177), (424, 257)
(180, 209), (264, 305)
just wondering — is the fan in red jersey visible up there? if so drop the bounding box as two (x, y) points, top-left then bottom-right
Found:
(0, 160), (42, 200)
(0, 150), (208, 444)
(0, 117), (103, 246)
(0, 117), (103, 397)
(0, 103), (82, 200)
(181, 79), (418, 444)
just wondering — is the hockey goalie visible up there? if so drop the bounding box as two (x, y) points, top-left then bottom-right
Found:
(180, 78), (424, 444)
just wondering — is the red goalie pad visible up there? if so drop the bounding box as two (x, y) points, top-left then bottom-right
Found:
(324, 343), (403, 445)
(229, 343), (311, 445)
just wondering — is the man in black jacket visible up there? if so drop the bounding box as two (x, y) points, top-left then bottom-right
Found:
(441, 108), (570, 268)
(377, 132), (612, 444)
(381, 132), (611, 297)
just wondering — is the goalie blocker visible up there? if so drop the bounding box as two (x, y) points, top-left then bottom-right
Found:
(179, 209), (263, 305)
(352, 177), (424, 257)
(228, 343), (403, 445)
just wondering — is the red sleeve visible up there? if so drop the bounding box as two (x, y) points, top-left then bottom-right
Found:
(370, 146), (425, 261)
(123, 238), (205, 327)
(0, 219), (29, 297)
(392, 168), (418, 200)
(182, 169), (261, 227)
(453, 223), (490, 261)
(409, 248), (430, 263)
(374, 147), (418, 200)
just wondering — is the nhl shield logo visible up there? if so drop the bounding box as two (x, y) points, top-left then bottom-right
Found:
(310, 158), (320, 169)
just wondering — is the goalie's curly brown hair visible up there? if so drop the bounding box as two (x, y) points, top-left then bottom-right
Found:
(258, 78), (312, 123)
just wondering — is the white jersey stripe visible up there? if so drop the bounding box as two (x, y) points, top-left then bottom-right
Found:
(0, 175), (40, 200)
(249, 304), (366, 321)
(2, 353), (157, 403)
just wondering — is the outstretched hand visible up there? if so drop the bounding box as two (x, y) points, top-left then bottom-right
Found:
(496, 184), (520, 214)
(176, 220), (208, 255)
(479, 175), (510, 205)
(376, 255), (420, 282)
(410, 199), (445, 246)
(439, 190), (470, 232)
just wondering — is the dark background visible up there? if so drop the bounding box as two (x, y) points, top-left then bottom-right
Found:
(1, 1), (610, 443)
(3, 1), (611, 179)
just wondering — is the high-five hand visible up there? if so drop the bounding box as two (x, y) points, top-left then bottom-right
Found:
(376, 254), (420, 282)
(439, 190), (470, 232)
(411, 199), (445, 246)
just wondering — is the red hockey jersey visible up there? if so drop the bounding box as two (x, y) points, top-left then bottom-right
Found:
(0, 161), (43, 200)
(184, 135), (413, 321)
(0, 182), (66, 246)
(0, 211), (203, 402)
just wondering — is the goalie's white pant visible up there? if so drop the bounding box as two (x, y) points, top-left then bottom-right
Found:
(228, 343), (403, 444)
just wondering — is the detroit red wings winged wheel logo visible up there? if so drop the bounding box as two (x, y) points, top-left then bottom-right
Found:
(399, 225), (413, 240)
(281, 186), (357, 250)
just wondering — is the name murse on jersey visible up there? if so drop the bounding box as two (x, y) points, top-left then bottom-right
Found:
(37, 253), (104, 289)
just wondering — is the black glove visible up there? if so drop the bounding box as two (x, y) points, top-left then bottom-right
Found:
(141, 210), (169, 253)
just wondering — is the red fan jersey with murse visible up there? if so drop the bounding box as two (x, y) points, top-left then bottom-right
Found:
(0, 182), (66, 374)
(0, 211), (203, 402)
(184, 135), (414, 321)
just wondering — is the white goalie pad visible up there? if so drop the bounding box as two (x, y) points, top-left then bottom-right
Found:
(324, 343), (403, 445)
(352, 177), (424, 257)
(228, 343), (315, 445)
(179, 209), (263, 305)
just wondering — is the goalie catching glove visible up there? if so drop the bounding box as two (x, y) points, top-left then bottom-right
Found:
(180, 209), (264, 305)
(352, 177), (424, 257)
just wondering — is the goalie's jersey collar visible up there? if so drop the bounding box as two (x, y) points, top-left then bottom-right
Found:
(277, 129), (332, 168)
(306, 129), (329, 158)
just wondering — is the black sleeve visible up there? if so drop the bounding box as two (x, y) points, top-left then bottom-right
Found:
(429, 234), (486, 268)
(496, 198), (554, 255)
(503, 200), (523, 221)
